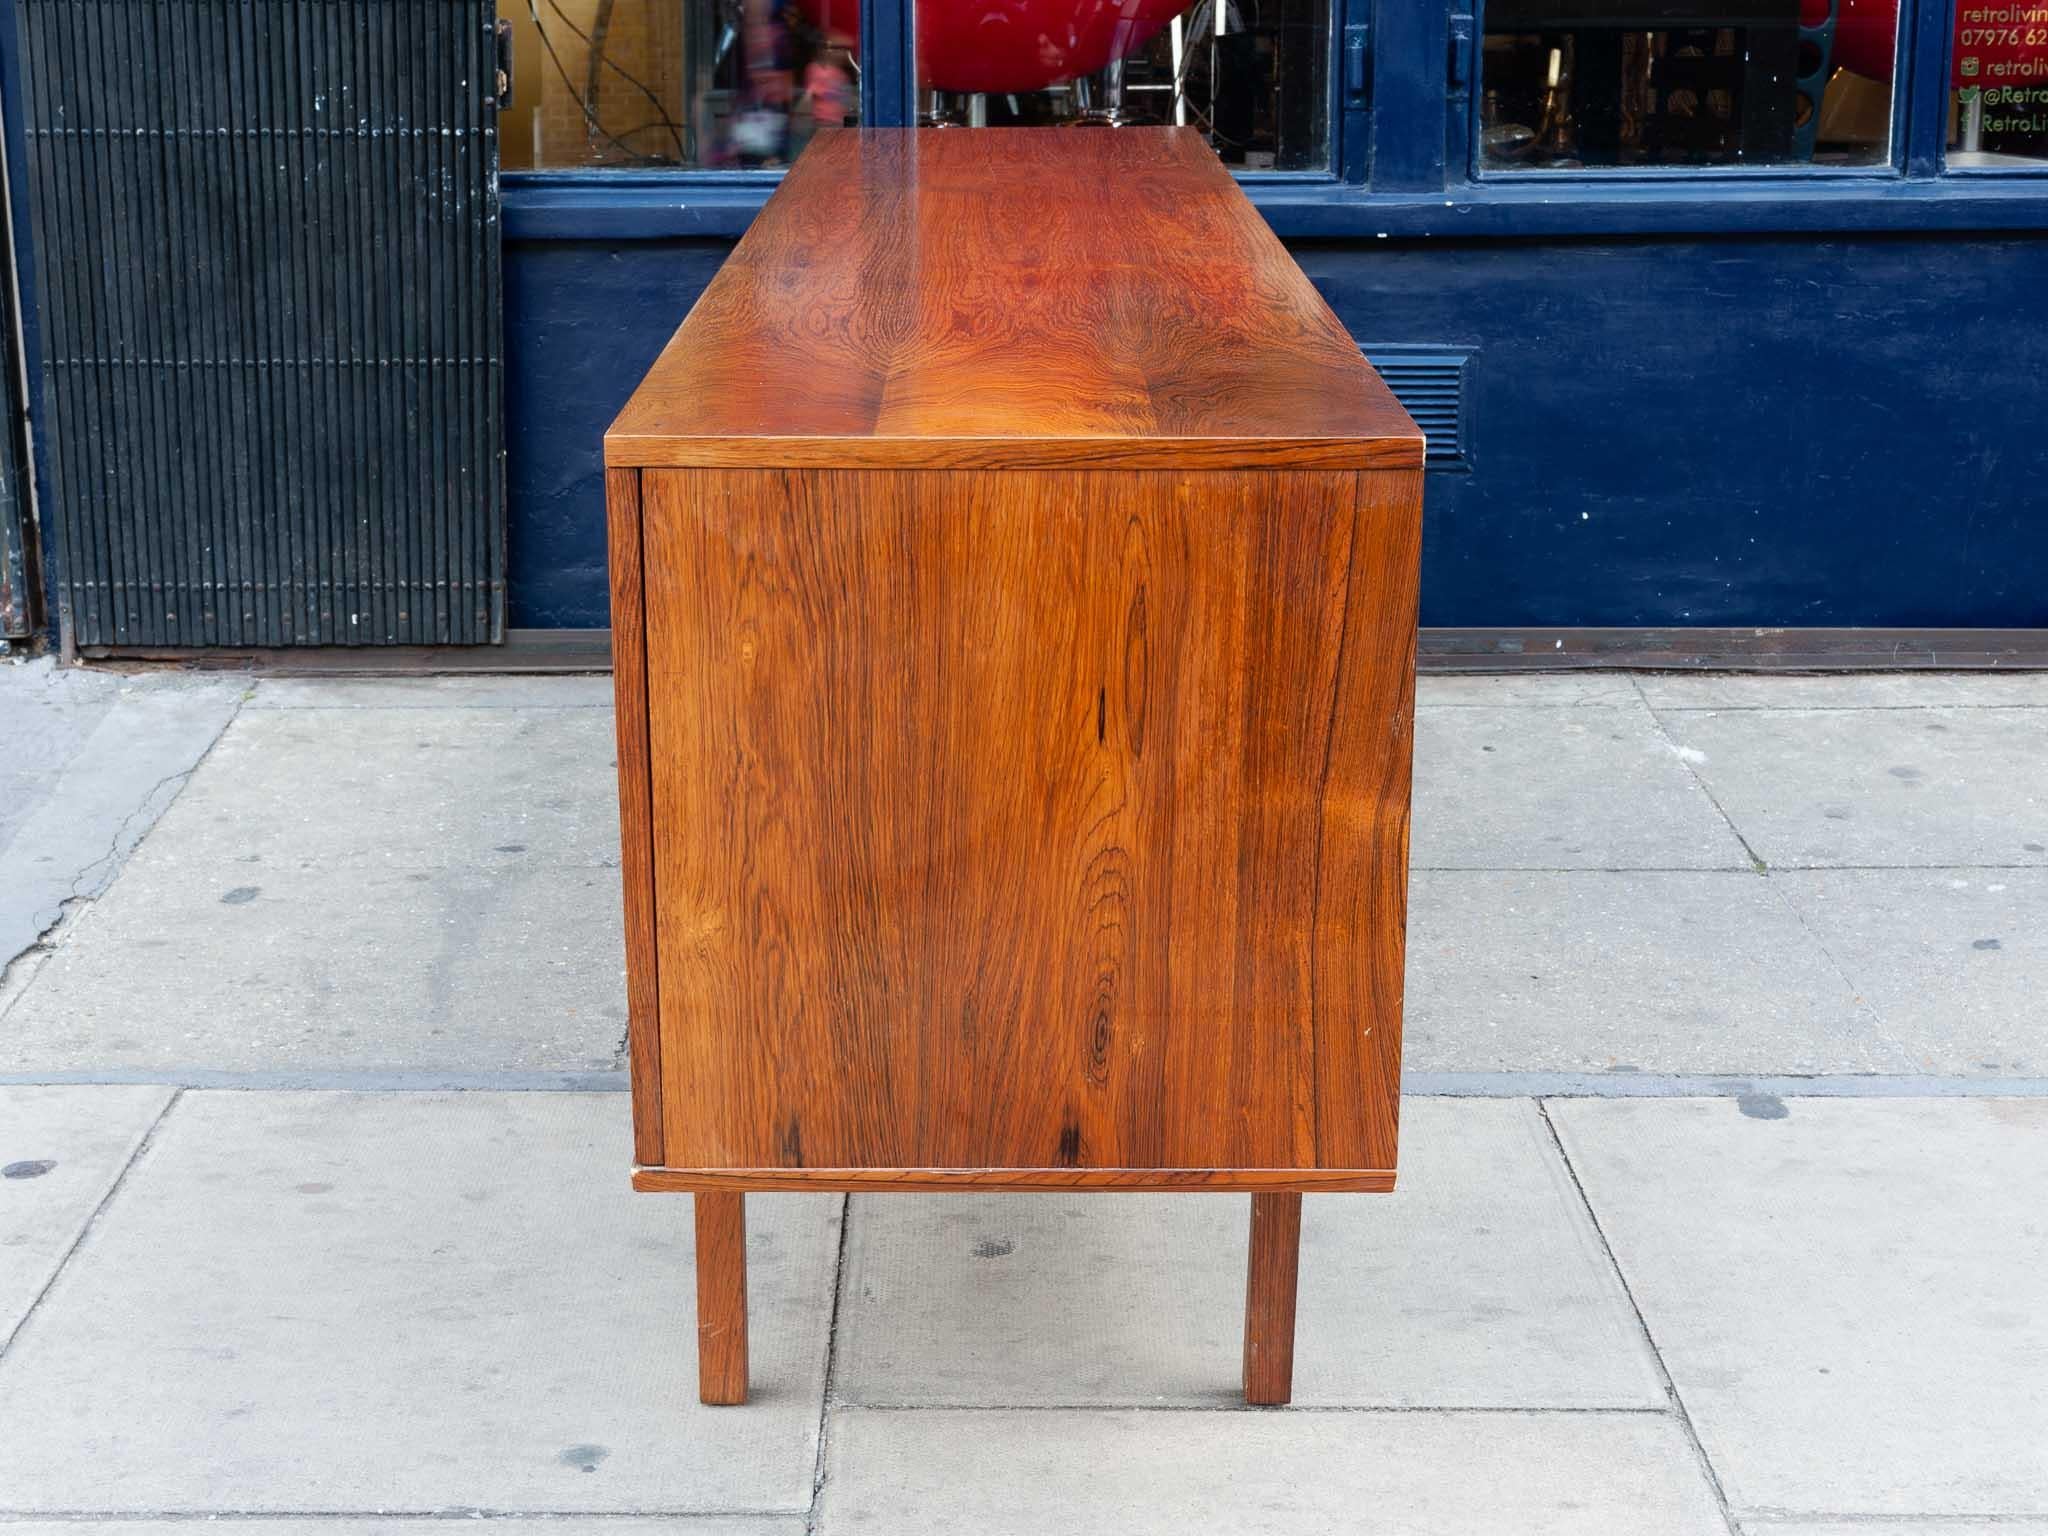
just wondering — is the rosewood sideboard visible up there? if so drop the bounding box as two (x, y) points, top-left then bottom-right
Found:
(605, 126), (1423, 1408)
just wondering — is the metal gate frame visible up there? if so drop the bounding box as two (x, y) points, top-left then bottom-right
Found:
(0, 73), (34, 643)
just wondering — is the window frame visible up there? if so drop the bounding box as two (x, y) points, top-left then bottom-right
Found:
(498, 0), (2048, 237)
(1460, 0), (1914, 184)
(1928, 0), (2048, 176)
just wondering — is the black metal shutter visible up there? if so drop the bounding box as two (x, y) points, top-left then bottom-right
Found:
(0, 164), (30, 639)
(0, 352), (25, 637)
(16, 0), (504, 649)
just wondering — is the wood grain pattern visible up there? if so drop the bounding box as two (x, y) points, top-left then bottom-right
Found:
(610, 130), (1422, 1406)
(1243, 1191), (1303, 1406)
(637, 463), (1419, 1181)
(605, 466), (664, 1167)
(635, 1167), (1396, 1193)
(604, 128), (1422, 472)
(694, 1191), (748, 1405)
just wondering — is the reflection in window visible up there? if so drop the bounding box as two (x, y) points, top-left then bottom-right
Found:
(497, 0), (857, 168)
(1950, 0), (2048, 164)
(903, 0), (1329, 171)
(1479, 0), (1896, 169)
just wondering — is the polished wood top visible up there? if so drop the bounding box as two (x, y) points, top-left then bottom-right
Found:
(606, 128), (1422, 470)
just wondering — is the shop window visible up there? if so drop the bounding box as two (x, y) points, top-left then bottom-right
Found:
(908, 0), (1330, 170)
(1478, 0), (1897, 169)
(1950, 0), (2048, 164)
(497, 0), (857, 168)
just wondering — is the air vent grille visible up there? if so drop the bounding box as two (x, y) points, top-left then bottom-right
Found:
(1364, 350), (1469, 469)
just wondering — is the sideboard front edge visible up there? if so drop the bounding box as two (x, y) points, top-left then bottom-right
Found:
(607, 466), (666, 1168)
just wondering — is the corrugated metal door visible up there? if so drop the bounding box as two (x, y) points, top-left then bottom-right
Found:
(14, 0), (504, 649)
(0, 97), (28, 641)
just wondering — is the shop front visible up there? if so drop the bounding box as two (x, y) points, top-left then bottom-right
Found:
(2, 0), (2044, 655)
(496, 0), (2048, 658)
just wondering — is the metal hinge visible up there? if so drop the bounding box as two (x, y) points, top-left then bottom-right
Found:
(1344, 23), (1371, 104)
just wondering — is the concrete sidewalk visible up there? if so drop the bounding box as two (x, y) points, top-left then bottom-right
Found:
(2, 658), (2045, 1532)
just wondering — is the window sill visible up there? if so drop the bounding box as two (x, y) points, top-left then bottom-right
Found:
(503, 173), (784, 239)
(501, 166), (2048, 242)
(1268, 176), (2048, 237)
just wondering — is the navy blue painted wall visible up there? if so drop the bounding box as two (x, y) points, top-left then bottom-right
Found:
(505, 232), (2048, 630)
(1299, 234), (2048, 628)
(504, 240), (729, 628)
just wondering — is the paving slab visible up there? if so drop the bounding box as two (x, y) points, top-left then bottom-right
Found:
(1417, 672), (1643, 707)
(1640, 670), (2048, 710)
(2, 694), (632, 1073)
(0, 1525), (800, 1536)
(1411, 700), (1749, 869)
(1774, 867), (2048, 1074)
(816, 1407), (1727, 1535)
(135, 704), (622, 870)
(248, 674), (616, 709)
(1404, 870), (1901, 1073)
(1746, 1526), (2048, 1536)
(0, 1091), (841, 1513)
(0, 657), (122, 853)
(1552, 1097), (2048, 1517)
(0, 671), (243, 965)
(0, 1084), (171, 1345)
(1659, 706), (2048, 868)
(0, 770), (42, 854)
(834, 1099), (1663, 1409)
(0, 859), (627, 1073)
(1917, 671), (2048, 705)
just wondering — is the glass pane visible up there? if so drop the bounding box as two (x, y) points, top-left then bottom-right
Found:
(497, 0), (858, 169)
(1479, 0), (1896, 170)
(904, 0), (1330, 171)
(1950, 1), (2048, 165)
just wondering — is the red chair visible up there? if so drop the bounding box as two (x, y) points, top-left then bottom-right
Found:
(799, 0), (1192, 95)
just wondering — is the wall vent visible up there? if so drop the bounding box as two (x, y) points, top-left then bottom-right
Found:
(1363, 349), (1469, 470)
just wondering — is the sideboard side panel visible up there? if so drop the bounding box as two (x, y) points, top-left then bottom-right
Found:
(1311, 468), (1423, 1173)
(607, 466), (665, 1167)
(641, 466), (1415, 1177)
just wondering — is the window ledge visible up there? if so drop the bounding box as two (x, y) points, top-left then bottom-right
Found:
(502, 167), (2048, 242)
(503, 174), (783, 239)
(1266, 176), (2048, 237)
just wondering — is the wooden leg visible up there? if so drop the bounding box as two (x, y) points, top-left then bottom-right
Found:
(694, 1191), (749, 1405)
(1242, 1191), (1302, 1406)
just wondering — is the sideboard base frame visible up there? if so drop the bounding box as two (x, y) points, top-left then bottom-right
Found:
(633, 1167), (1395, 1193)
(676, 1184), (1316, 1408)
